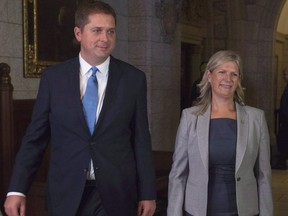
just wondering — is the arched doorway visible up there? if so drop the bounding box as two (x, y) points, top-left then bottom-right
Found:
(241, 0), (287, 143)
(274, 0), (288, 115)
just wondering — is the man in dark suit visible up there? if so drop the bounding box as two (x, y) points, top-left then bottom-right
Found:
(4, 1), (156, 216)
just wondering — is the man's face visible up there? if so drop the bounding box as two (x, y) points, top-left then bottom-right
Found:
(74, 13), (116, 65)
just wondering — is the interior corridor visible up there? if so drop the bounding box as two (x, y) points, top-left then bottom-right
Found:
(272, 170), (288, 216)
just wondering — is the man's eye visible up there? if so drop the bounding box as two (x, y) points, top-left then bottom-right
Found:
(107, 30), (115, 35)
(232, 73), (239, 77)
(218, 70), (225, 74)
(92, 29), (102, 33)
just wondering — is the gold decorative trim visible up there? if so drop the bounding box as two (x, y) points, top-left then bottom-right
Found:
(23, 0), (79, 77)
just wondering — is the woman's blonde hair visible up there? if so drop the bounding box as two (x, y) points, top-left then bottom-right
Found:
(195, 50), (245, 115)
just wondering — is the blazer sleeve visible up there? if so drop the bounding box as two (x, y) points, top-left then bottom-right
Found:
(167, 110), (190, 216)
(255, 111), (273, 215)
(8, 71), (51, 194)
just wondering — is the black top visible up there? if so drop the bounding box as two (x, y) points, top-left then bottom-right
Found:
(207, 118), (238, 216)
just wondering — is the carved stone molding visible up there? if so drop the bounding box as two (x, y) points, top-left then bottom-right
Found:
(155, 0), (183, 43)
(180, 0), (208, 25)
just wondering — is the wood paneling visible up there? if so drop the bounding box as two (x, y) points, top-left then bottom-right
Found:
(13, 99), (49, 216)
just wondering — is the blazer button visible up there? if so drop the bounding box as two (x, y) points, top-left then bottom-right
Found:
(94, 167), (99, 171)
(83, 168), (88, 173)
(237, 177), (241, 181)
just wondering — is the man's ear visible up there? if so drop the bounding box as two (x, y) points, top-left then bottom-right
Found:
(74, 27), (82, 42)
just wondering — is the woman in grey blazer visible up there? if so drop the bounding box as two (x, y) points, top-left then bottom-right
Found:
(168, 50), (273, 216)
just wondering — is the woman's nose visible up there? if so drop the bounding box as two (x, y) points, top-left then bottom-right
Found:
(224, 73), (232, 80)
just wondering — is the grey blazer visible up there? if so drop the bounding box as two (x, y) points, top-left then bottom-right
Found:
(167, 103), (273, 216)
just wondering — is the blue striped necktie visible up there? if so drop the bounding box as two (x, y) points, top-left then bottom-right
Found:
(83, 66), (99, 134)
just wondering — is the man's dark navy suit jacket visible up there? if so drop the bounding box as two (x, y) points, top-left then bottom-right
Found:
(8, 56), (156, 216)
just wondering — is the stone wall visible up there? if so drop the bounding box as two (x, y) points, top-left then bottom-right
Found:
(1, 0), (288, 150)
(128, 0), (181, 151)
(0, 0), (38, 99)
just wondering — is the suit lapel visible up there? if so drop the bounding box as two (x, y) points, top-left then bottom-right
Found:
(68, 57), (92, 137)
(235, 103), (249, 172)
(197, 105), (211, 171)
(93, 56), (122, 135)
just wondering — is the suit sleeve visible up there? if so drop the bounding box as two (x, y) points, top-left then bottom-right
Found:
(255, 111), (273, 215)
(8, 71), (51, 194)
(132, 73), (156, 200)
(167, 110), (189, 216)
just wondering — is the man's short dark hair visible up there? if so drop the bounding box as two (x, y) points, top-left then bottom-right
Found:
(75, 0), (117, 30)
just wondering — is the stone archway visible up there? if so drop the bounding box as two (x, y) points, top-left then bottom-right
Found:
(253, 0), (285, 135)
(274, 0), (288, 118)
(239, 0), (286, 136)
(233, 0), (286, 154)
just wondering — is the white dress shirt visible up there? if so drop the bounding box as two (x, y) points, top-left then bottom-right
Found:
(79, 54), (109, 179)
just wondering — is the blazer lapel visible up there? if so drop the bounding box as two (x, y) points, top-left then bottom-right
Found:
(196, 103), (249, 172)
(197, 105), (211, 171)
(235, 103), (249, 172)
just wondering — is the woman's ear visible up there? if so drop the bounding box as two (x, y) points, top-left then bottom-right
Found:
(207, 70), (211, 82)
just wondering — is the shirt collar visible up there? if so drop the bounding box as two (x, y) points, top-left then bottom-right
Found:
(79, 54), (110, 76)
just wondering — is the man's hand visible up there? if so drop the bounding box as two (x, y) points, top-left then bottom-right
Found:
(4, 195), (26, 216)
(137, 200), (156, 216)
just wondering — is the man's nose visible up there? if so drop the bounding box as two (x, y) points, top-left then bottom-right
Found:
(100, 31), (109, 41)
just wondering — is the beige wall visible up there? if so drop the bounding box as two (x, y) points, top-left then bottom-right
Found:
(277, 0), (288, 34)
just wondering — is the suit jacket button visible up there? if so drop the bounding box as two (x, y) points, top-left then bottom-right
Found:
(94, 167), (99, 170)
(83, 169), (88, 173)
(237, 177), (241, 181)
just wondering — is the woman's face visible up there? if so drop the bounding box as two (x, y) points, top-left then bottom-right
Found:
(207, 61), (239, 101)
